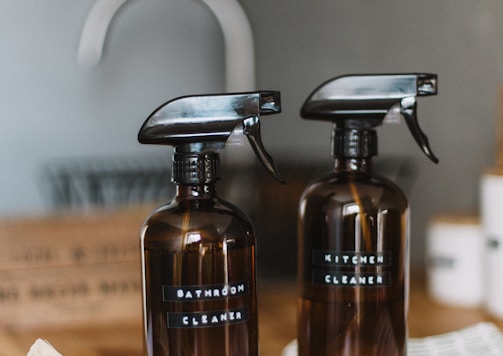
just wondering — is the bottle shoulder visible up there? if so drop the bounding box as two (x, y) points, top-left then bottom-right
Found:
(148, 197), (249, 217)
(141, 197), (254, 246)
(301, 172), (408, 210)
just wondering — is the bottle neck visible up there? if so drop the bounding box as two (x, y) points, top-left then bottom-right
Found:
(172, 152), (220, 200)
(334, 157), (374, 173)
(176, 184), (217, 200)
(332, 128), (376, 173)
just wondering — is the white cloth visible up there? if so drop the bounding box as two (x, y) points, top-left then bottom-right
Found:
(282, 322), (503, 356)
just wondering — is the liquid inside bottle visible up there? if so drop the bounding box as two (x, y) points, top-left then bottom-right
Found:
(141, 185), (258, 356)
(298, 158), (408, 356)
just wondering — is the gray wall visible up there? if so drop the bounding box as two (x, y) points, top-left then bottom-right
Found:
(0, 0), (224, 215)
(2, 0), (502, 266)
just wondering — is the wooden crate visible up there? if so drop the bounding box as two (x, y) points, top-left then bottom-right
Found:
(0, 208), (149, 329)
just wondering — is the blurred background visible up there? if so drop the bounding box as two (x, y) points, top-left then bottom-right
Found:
(1, 0), (502, 273)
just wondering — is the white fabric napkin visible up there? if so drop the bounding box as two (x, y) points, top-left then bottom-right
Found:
(282, 322), (503, 356)
(27, 339), (62, 356)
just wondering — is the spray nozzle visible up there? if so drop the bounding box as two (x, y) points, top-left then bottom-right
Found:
(301, 73), (439, 163)
(138, 91), (284, 182)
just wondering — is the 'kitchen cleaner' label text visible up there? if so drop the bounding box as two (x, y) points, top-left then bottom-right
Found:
(312, 250), (392, 288)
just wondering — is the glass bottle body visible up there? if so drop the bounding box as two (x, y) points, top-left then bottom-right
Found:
(141, 185), (258, 356)
(298, 159), (409, 356)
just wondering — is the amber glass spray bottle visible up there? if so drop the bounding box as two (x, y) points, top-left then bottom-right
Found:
(138, 91), (284, 356)
(297, 74), (439, 355)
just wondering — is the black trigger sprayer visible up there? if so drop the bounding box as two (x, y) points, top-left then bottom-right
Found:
(300, 73), (438, 163)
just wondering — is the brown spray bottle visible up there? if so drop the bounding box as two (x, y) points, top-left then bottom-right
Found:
(138, 91), (284, 356)
(297, 74), (438, 355)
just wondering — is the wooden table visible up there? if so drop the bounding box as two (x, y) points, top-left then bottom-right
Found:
(1, 273), (502, 356)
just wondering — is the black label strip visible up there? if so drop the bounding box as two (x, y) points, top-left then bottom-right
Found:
(313, 270), (391, 287)
(163, 280), (249, 302)
(313, 250), (391, 267)
(167, 307), (248, 328)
